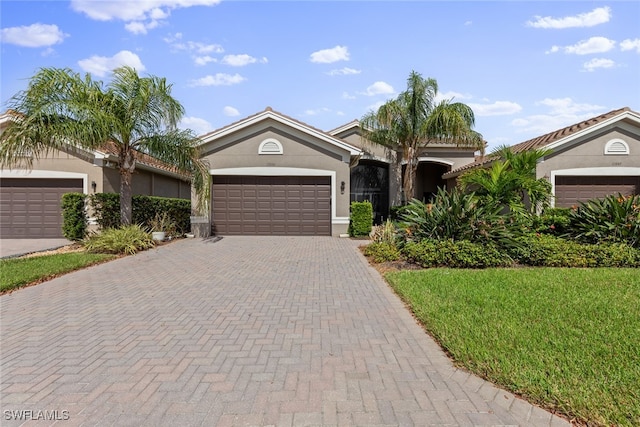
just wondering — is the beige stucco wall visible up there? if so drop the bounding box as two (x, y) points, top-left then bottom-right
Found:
(199, 120), (353, 235)
(537, 124), (640, 179)
(0, 147), (103, 195)
(102, 166), (190, 199)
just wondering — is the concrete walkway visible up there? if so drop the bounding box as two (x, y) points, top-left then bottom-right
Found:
(0, 237), (569, 426)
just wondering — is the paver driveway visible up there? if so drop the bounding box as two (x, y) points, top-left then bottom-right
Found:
(0, 237), (569, 426)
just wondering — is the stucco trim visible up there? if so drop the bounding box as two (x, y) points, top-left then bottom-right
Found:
(400, 157), (455, 166)
(550, 167), (640, 207)
(0, 169), (89, 193)
(209, 166), (340, 226)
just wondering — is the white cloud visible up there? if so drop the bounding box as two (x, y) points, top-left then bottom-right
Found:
(304, 107), (330, 116)
(310, 45), (349, 63)
(583, 58), (616, 72)
(511, 98), (604, 135)
(468, 101), (522, 116)
(436, 91), (472, 102)
(1, 23), (68, 47)
(342, 91), (356, 100)
(549, 36), (616, 55)
(221, 54), (267, 67)
(326, 67), (361, 76)
(189, 73), (246, 87)
(194, 55), (216, 66)
(180, 116), (213, 135)
(223, 106), (240, 117)
(361, 81), (394, 96)
(620, 38), (640, 53)
(78, 50), (145, 77)
(527, 6), (611, 29)
(71, 0), (221, 34)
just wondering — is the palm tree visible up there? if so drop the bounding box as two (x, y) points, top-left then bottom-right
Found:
(459, 146), (552, 214)
(361, 70), (483, 204)
(0, 66), (209, 225)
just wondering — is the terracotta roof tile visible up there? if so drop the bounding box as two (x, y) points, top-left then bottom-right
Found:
(444, 107), (633, 178)
(98, 141), (189, 179)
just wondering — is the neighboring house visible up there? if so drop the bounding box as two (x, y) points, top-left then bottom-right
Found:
(442, 107), (640, 208)
(0, 113), (191, 239)
(192, 107), (479, 236)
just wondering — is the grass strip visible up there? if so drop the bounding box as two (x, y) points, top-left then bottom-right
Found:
(385, 268), (640, 426)
(1, 252), (116, 293)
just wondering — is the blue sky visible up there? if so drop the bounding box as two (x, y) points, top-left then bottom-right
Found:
(2, 1), (639, 151)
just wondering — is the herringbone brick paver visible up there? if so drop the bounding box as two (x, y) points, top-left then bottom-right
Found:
(1, 237), (570, 426)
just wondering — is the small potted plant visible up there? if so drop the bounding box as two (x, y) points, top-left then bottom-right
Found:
(149, 212), (172, 241)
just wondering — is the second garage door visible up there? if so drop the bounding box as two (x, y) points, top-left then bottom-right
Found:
(555, 175), (640, 208)
(212, 176), (331, 235)
(0, 178), (84, 238)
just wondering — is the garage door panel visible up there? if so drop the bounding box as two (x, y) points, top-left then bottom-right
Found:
(555, 175), (640, 208)
(0, 178), (83, 238)
(212, 175), (331, 235)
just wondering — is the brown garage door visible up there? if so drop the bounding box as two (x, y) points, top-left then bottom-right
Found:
(555, 175), (640, 208)
(212, 176), (331, 235)
(0, 178), (84, 238)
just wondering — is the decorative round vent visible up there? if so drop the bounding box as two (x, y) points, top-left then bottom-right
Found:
(258, 138), (283, 155)
(604, 139), (629, 155)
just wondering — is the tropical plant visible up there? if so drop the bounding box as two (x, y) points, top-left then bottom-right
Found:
(458, 146), (552, 215)
(361, 70), (483, 204)
(370, 218), (398, 244)
(84, 225), (155, 255)
(567, 193), (640, 248)
(398, 187), (526, 249)
(0, 66), (209, 225)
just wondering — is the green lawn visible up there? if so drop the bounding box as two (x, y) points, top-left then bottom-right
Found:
(385, 268), (640, 426)
(1, 252), (116, 293)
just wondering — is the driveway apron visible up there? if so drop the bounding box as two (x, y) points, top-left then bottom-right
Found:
(0, 237), (569, 426)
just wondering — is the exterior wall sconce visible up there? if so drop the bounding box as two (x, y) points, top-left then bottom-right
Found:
(340, 181), (345, 194)
(91, 181), (97, 192)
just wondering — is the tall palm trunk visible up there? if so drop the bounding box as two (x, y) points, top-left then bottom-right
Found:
(119, 148), (136, 225)
(403, 145), (419, 201)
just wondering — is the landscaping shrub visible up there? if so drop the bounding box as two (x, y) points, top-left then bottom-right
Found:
(567, 193), (640, 248)
(532, 207), (572, 235)
(84, 225), (155, 255)
(362, 242), (401, 263)
(399, 188), (526, 250)
(61, 193), (87, 241)
(89, 193), (191, 235)
(370, 219), (398, 244)
(402, 239), (513, 268)
(349, 201), (373, 237)
(510, 234), (640, 267)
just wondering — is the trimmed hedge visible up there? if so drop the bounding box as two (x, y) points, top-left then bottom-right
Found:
(61, 193), (87, 241)
(362, 242), (401, 263)
(89, 193), (191, 235)
(349, 201), (373, 237)
(509, 234), (640, 267)
(402, 239), (513, 268)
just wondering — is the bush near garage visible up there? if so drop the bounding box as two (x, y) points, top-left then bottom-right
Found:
(84, 224), (155, 255)
(349, 200), (373, 237)
(89, 193), (190, 235)
(61, 193), (88, 241)
(566, 193), (640, 248)
(509, 234), (640, 268)
(402, 239), (513, 269)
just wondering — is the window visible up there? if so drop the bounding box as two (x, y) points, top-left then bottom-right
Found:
(604, 139), (629, 155)
(258, 138), (283, 155)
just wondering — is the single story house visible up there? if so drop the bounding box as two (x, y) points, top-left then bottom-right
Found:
(0, 113), (191, 239)
(192, 107), (478, 236)
(442, 107), (640, 208)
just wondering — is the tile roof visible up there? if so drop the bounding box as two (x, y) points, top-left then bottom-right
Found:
(443, 107), (636, 178)
(98, 141), (190, 179)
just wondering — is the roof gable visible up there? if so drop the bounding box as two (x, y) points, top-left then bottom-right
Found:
(198, 107), (362, 156)
(444, 107), (640, 178)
